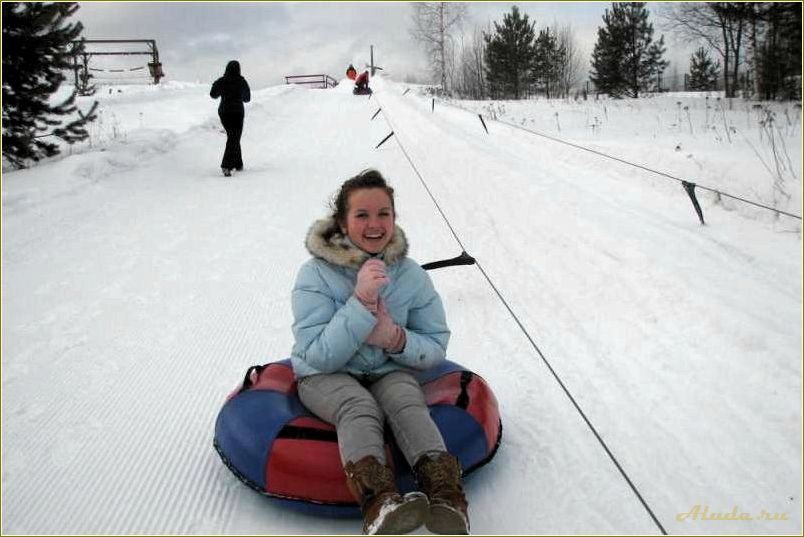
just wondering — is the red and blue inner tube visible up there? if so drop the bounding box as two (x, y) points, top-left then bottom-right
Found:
(213, 359), (502, 517)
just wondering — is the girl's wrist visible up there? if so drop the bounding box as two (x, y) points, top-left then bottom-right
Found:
(354, 291), (378, 313)
(386, 326), (406, 353)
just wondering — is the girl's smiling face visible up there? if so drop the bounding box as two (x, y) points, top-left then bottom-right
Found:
(341, 188), (395, 254)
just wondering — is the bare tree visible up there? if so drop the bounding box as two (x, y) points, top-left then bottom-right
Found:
(410, 2), (467, 94)
(659, 2), (750, 98)
(669, 62), (682, 91)
(455, 24), (487, 99)
(746, 3), (801, 101)
(454, 33), (470, 97)
(555, 23), (584, 98)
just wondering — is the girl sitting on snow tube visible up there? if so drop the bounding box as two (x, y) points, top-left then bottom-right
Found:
(291, 169), (466, 535)
(214, 358), (500, 521)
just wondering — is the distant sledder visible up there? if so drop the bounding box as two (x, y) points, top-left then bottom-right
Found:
(345, 63), (371, 95)
(353, 70), (372, 96)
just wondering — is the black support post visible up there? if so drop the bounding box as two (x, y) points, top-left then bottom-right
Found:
(375, 131), (395, 149)
(682, 181), (706, 225)
(421, 251), (476, 271)
(478, 114), (489, 134)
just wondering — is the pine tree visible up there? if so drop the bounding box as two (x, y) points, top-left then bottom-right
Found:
(483, 6), (536, 99)
(532, 27), (565, 99)
(687, 47), (720, 91)
(590, 2), (668, 98)
(590, 8), (626, 97)
(2, 2), (98, 169)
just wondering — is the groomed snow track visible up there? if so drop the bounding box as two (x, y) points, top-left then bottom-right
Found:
(2, 77), (801, 535)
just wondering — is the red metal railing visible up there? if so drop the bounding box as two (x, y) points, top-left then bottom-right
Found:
(284, 74), (338, 89)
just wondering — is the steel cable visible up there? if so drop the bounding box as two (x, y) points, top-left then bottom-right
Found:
(441, 97), (801, 221)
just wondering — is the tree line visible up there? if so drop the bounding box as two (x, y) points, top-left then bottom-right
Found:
(410, 2), (802, 101)
(2, 2), (800, 170)
(661, 2), (801, 100)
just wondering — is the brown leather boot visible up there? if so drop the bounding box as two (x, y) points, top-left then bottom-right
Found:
(344, 455), (429, 535)
(414, 452), (470, 534)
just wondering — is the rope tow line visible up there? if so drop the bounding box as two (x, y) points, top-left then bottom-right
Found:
(442, 98), (802, 223)
(500, 118), (802, 221)
(373, 92), (669, 536)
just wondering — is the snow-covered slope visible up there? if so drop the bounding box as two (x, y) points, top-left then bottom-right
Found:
(2, 76), (801, 535)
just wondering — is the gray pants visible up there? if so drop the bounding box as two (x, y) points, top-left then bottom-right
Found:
(297, 370), (446, 467)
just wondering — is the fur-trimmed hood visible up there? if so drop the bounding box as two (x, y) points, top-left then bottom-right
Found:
(305, 217), (408, 269)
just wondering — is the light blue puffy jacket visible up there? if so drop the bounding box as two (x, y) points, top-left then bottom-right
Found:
(290, 218), (450, 379)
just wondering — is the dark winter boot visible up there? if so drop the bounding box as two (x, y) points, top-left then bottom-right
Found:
(414, 452), (469, 534)
(222, 168), (232, 177)
(344, 455), (429, 535)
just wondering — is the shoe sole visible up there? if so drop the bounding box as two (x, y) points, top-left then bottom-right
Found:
(372, 493), (429, 535)
(426, 504), (469, 534)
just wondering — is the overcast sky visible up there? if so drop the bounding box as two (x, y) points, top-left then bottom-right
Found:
(74, 2), (692, 89)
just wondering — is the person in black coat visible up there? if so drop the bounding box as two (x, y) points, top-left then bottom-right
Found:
(210, 60), (251, 176)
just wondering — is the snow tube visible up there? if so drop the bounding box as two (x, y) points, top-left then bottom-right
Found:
(213, 359), (502, 517)
(353, 86), (373, 96)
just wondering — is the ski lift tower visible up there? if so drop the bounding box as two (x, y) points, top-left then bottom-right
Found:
(71, 39), (164, 95)
(370, 45), (383, 76)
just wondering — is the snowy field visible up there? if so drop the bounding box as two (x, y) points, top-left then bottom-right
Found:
(2, 75), (802, 535)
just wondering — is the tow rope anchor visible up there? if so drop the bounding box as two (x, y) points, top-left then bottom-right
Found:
(421, 251), (476, 271)
(375, 131), (394, 149)
(682, 180), (705, 225)
(478, 114), (489, 134)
